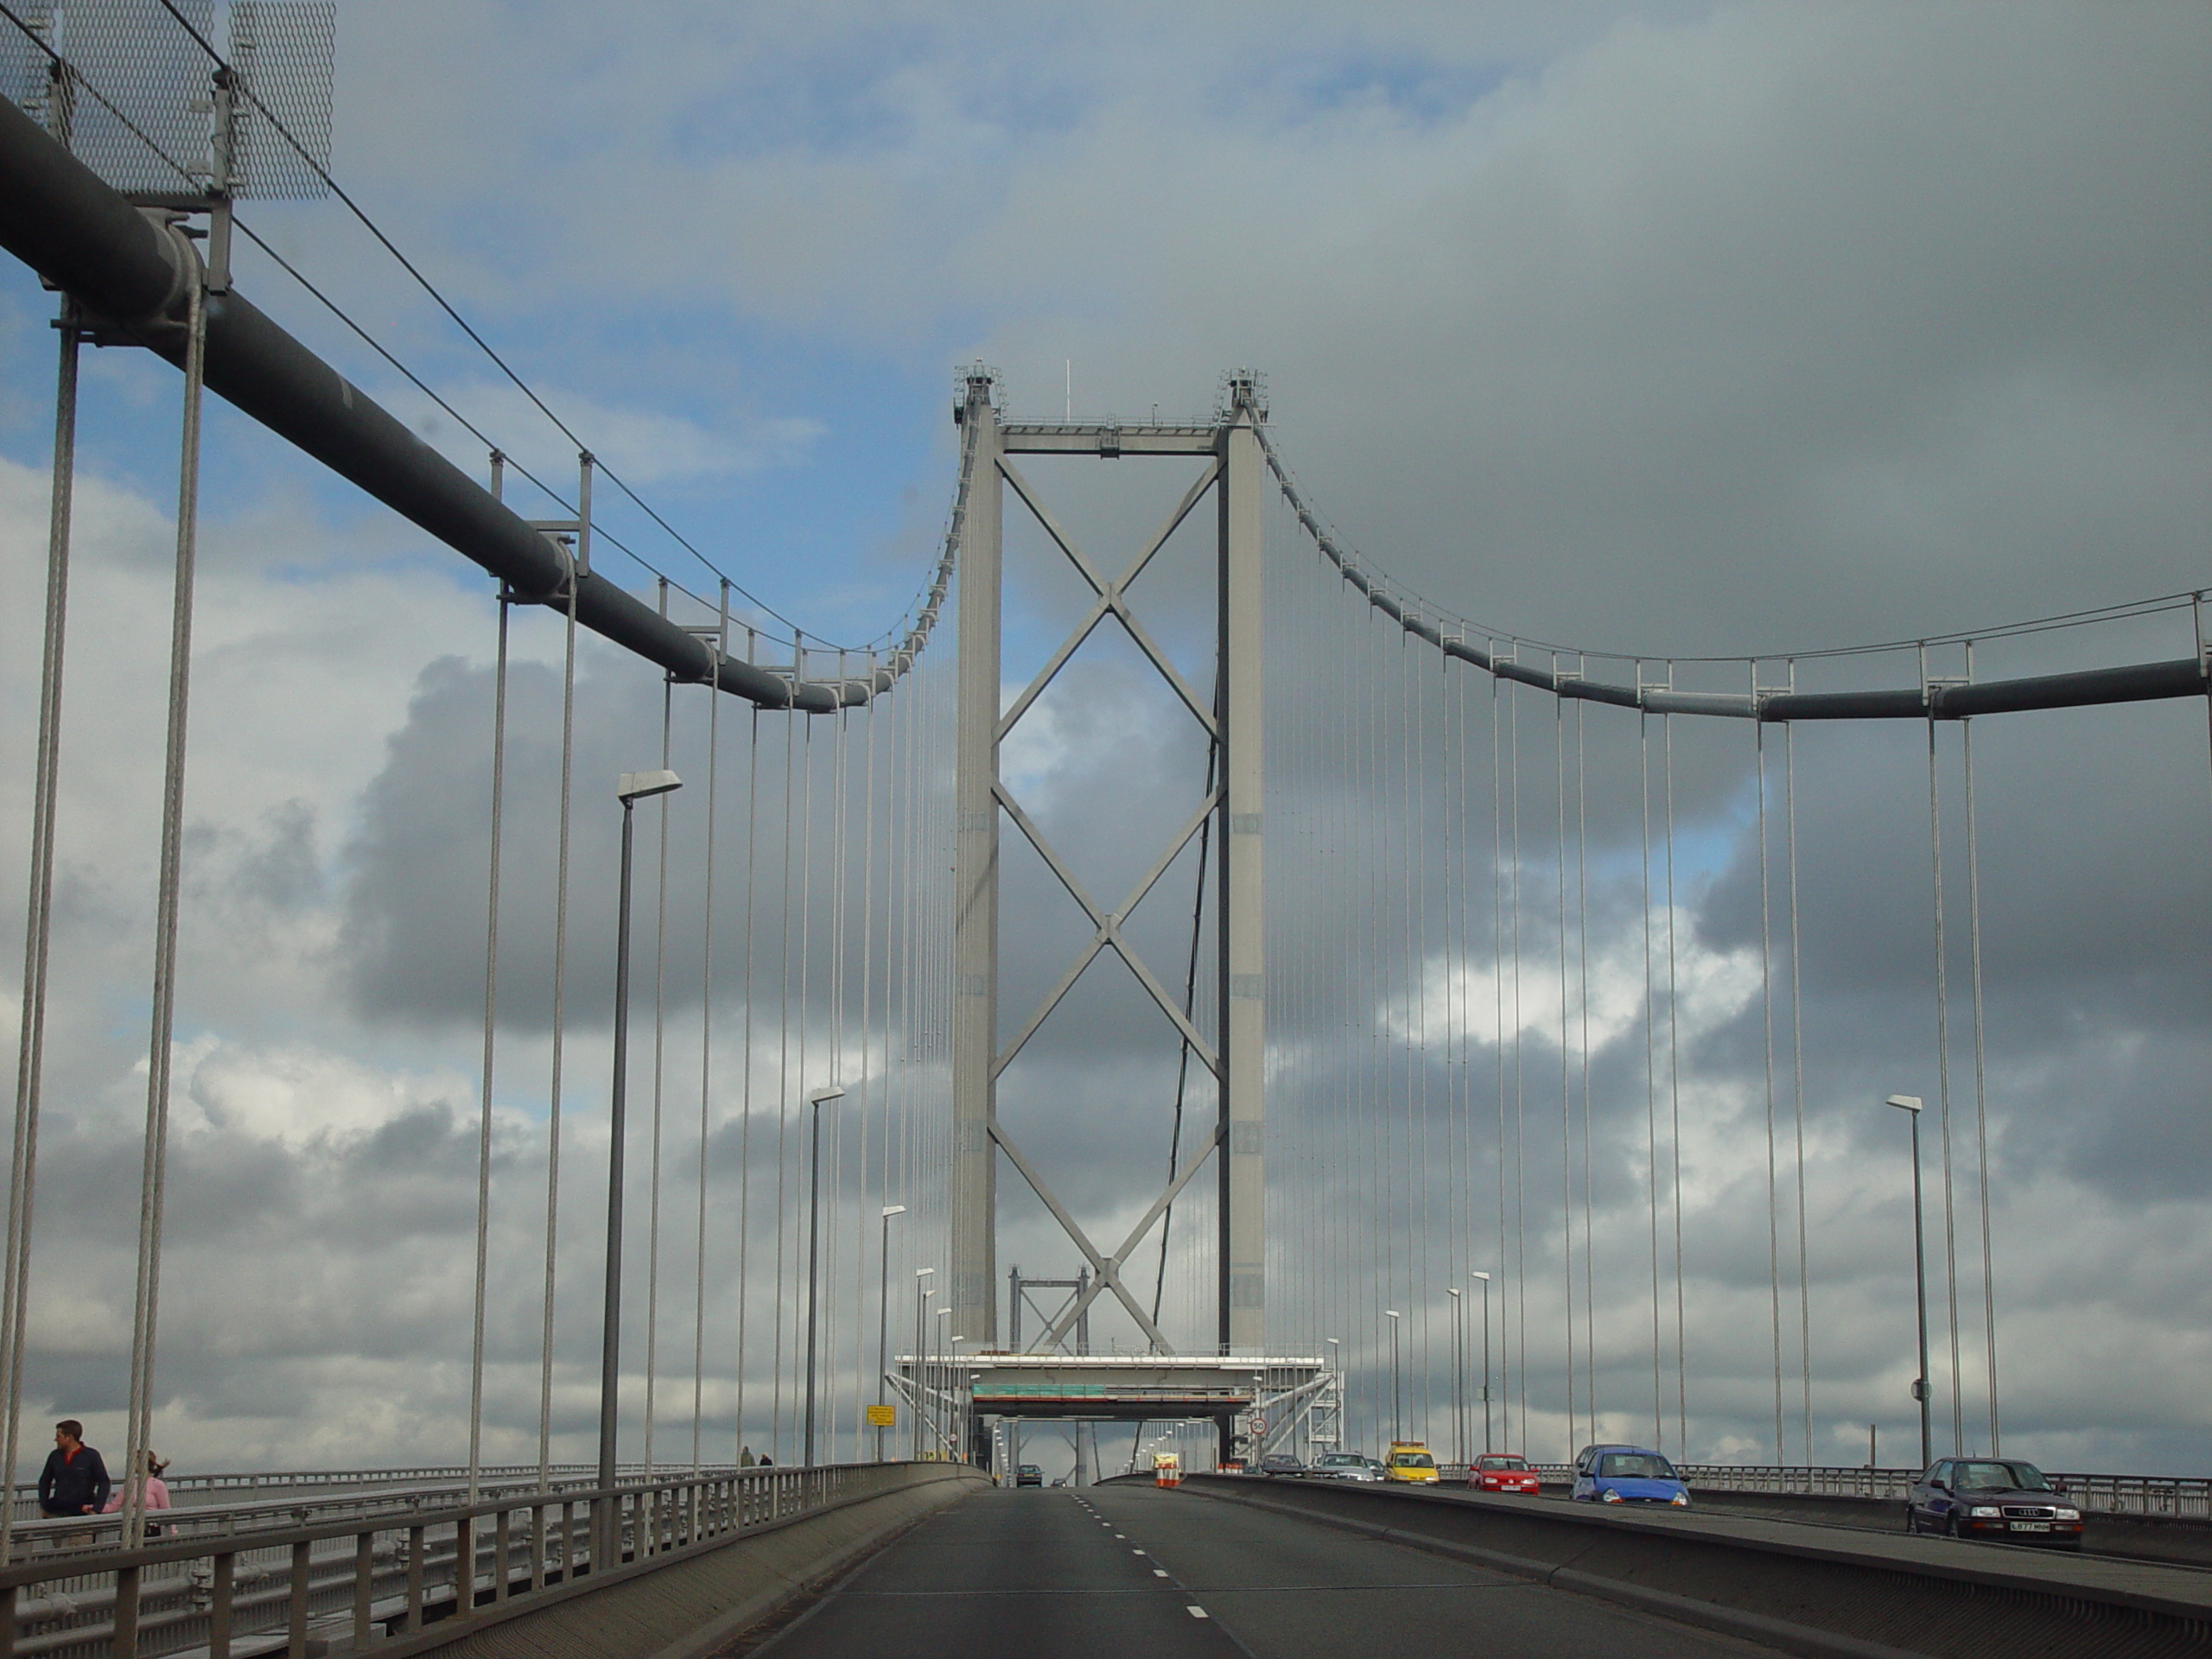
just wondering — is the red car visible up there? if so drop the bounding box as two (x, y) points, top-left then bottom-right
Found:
(1470, 1453), (1541, 1494)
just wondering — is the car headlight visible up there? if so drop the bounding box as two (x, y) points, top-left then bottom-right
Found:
(1601, 1489), (1623, 1503)
(2054, 1509), (2081, 1521)
(1671, 1492), (1691, 1507)
(1970, 1506), (2001, 1518)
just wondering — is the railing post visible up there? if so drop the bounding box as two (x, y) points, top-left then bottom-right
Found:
(211, 1550), (235, 1659)
(113, 1563), (142, 1659)
(454, 1514), (474, 1617)
(351, 1532), (372, 1645)
(287, 1540), (312, 1657)
(405, 1522), (426, 1630)
(493, 1506), (512, 1601)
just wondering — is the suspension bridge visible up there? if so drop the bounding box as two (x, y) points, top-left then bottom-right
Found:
(0, 6), (2208, 1657)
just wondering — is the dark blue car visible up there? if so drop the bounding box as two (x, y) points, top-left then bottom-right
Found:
(1570, 1443), (1692, 1509)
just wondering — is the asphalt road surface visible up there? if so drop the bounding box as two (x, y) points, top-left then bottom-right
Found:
(743, 1483), (1789, 1656)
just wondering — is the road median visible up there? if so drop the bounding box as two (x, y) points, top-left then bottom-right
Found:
(1185, 1474), (2212, 1659)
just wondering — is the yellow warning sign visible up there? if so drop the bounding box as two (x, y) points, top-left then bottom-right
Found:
(866, 1404), (897, 1427)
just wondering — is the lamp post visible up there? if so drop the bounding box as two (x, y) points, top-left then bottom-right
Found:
(1324, 1338), (1341, 1459)
(802, 1084), (846, 1467)
(948, 1336), (968, 1463)
(1887, 1095), (1934, 1470)
(936, 1306), (952, 1458)
(600, 769), (681, 1551)
(1473, 1272), (1493, 1454)
(1384, 1311), (1402, 1444)
(1447, 1287), (1465, 1469)
(875, 1206), (906, 1461)
(912, 1270), (934, 1460)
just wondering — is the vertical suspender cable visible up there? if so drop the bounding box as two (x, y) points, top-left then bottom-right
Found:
(1491, 663), (1507, 1454)
(855, 656), (880, 1448)
(1960, 665), (1999, 1455)
(1, 307), (83, 1564)
(792, 703), (817, 1456)
(537, 465), (585, 1491)
(772, 673), (796, 1460)
(1785, 702), (1813, 1463)
(1640, 703), (1662, 1446)
(1576, 691), (1595, 1435)
(1554, 669), (1573, 1451)
(643, 588), (677, 1473)
(1509, 679), (1527, 1452)
(1925, 698), (1964, 1455)
(123, 274), (207, 1549)
(466, 535), (512, 1505)
(1756, 690), (1783, 1464)
(690, 587), (728, 1472)
(734, 682), (760, 1459)
(1664, 702), (1687, 1457)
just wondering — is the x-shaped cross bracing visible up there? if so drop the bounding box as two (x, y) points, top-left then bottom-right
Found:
(989, 454), (1230, 1357)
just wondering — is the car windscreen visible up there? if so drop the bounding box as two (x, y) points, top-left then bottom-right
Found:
(1319, 1455), (1363, 1466)
(1392, 1452), (1435, 1468)
(1597, 1453), (1676, 1480)
(1955, 1460), (2049, 1491)
(1483, 1458), (1529, 1470)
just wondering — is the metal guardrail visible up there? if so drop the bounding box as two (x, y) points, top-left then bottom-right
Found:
(0, 1461), (930, 1659)
(1428, 1461), (2212, 1520)
(3, 1467), (740, 1552)
(7, 1464), (715, 1518)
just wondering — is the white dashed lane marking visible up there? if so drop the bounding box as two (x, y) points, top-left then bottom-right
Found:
(1187, 1605), (1210, 1619)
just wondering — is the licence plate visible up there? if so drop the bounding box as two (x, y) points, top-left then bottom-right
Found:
(2010, 1522), (2050, 1532)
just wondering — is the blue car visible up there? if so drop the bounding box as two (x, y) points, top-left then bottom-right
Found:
(1570, 1444), (1692, 1509)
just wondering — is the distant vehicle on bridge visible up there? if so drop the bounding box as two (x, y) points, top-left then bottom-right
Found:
(1470, 1453), (1541, 1494)
(1014, 1464), (1043, 1487)
(1571, 1445), (1692, 1508)
(1905, 1459), (2082, 1548)
(1257, 1452), (1304, 1477)
(1384, 1442), (1440, 1484)
(1308, 1451), (1385, 1483)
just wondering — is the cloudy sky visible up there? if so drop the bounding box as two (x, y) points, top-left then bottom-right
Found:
(0, 2), (2207, 1484)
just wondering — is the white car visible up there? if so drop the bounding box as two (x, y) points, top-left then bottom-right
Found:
(1308, 1452), (1385, 1483)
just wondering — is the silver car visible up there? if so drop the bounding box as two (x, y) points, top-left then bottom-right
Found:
(1308, 1451), (1385, 1483)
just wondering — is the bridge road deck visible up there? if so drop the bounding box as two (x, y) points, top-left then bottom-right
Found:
(744, 1484), (1781, 1658)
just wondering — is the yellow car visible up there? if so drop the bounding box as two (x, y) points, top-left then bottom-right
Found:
(1384, 1442), (1440, 1484)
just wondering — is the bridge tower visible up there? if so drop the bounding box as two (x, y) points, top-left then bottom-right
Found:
(949, 369), (1268, 1360)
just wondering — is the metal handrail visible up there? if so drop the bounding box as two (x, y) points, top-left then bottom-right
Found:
(0, 1460), (966, 1659)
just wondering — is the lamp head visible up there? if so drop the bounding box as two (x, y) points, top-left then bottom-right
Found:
(1446, 1287), (1462, 1300)
(1472, 1270), (1491, 1283)
(881, 1205), (907, 1219)
(1385, 1309), (1402, 1321)
(809, 1084), (847, 1108)
(617, 768), (683, 804)
(1885, 1094), (1924, 1115)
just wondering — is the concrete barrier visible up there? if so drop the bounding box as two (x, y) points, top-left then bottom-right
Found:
(1185, 1473), (2212, 1659)
(1681, 1484), (2212, 1569)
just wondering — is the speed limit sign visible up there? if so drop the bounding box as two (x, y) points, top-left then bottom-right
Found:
(1249, 1413), (1268, 1437)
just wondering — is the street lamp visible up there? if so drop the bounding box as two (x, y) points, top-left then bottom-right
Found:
(599, 768), (681, 1550)
(875, 1206), (906, 1462)
(1384, 1311), (1403, 1445)
(1323, 1338), (1341, 1459)
(948, 1336), (968, 1463)
(1887, 1094), (1934, 1470)
(912, 1269), (935, 1460)
(1473, 1272), (1493, 1455)
(1447, 1287), (1465, 1469)
(802, 1084), (846, 1467)
(936, 1306), (953, 1459)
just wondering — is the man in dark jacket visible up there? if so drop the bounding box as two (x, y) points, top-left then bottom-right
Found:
(38, 1421), (110, 1517)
